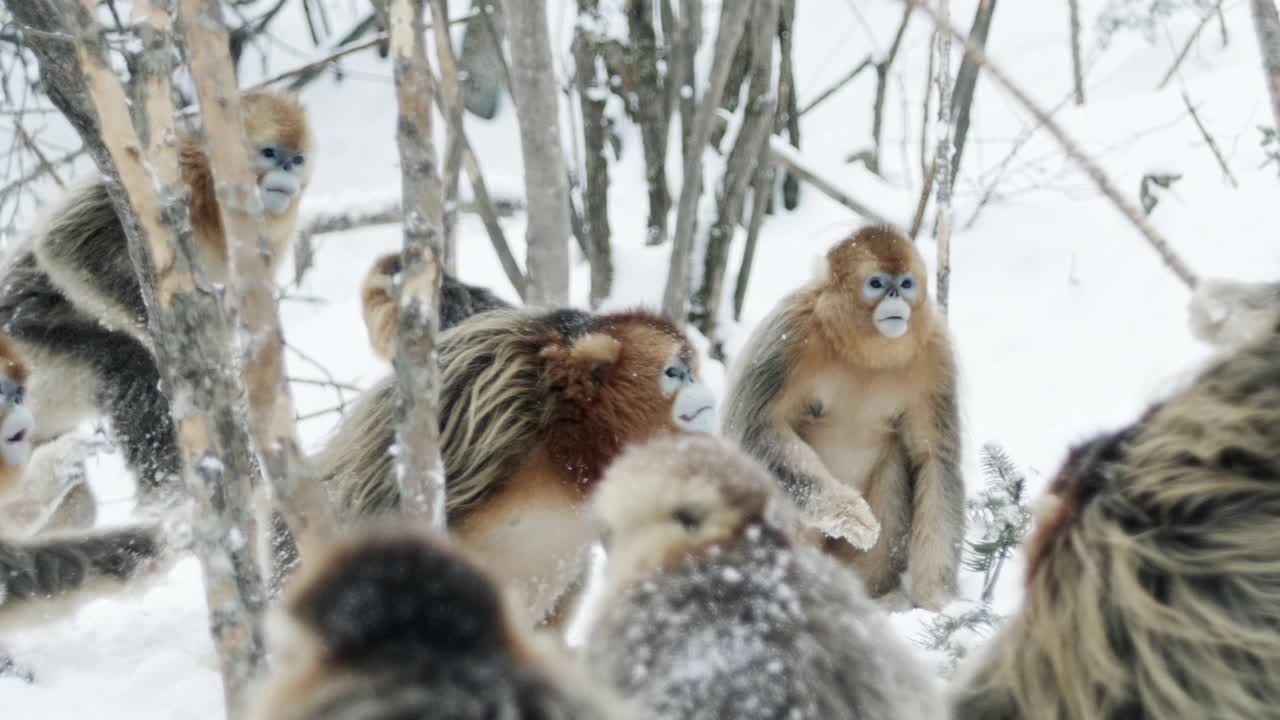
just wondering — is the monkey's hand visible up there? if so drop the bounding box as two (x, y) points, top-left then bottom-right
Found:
(809, 490), (880, 551)
(909, 582), (956, 613)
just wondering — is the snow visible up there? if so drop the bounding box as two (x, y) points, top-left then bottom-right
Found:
(6, 0), (1280, 716)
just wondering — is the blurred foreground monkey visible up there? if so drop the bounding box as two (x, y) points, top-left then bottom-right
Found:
(250, 526), (633, 720)
(951, 320), (1280, 720)
(290, 308), (716, 624)
(722, 225), (964, 609)
(359, 251), (512, 361)
(0, 91), (314, 507)
(1188, 278), (1280, 349)
(579, 433), (945, 719)
(0, 335), (161, 680)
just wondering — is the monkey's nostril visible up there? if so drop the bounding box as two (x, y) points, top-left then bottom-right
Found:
(6, 429), (24, 443)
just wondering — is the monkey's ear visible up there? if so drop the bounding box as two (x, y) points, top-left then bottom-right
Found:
(542, 333), (622, 398)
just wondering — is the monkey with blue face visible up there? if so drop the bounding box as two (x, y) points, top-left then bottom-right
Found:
(722, 224), (965, 610)
(0, 91), (314, 509)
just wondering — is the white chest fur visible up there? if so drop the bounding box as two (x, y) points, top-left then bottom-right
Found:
(459, 491), (595, 625)
(799, 367), (911, 492)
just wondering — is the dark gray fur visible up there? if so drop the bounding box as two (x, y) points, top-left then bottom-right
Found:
(439, 271), (513, 330)
(265, 530), (620, 720)
(0, 182), (179, 500)
(585, 523), (943, 719)
(0, 525), (159, 613)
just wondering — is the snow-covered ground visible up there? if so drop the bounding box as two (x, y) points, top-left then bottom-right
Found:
(5, 0), (1279, 716)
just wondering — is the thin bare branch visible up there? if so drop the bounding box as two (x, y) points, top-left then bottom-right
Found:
(1181, 89), (1239, 187)
(798, 57), (872, 117)
(905, 0), (1199, 288)
(13, 119), (64, 188)
(1158, 1), (1223, 90)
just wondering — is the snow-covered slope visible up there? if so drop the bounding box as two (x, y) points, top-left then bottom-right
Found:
(5, 1), (1279, 716)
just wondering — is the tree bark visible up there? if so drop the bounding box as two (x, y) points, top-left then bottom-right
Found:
(777, 0), (800, 210)
(661, 0), (753, 321)
(502, 0), (571, 306)
(694, 0), (779, 348)
(386, 0), (447, 526)
(932, 0), (956, 316)
(629, 0), (672, 247)
(6, 0), (271, 714)
(178, 0), (337, 543)
(429, 0), (464, 275)
(1251, 0), (1280, 136)
(949, 0), (997, 183)
(667, 0), (703, 160)
(575, 0), (614, 308)
(1068, 0), (1085, 104)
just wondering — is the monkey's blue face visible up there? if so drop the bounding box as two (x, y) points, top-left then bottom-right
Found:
(254, 143), (307, 215)
(861, 271), (917, 339)
(661, 355), (717, 433)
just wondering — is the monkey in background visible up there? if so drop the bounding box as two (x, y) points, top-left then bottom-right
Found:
(579, 433), (946, 720)
(722, 224), (964, 610)
(250, 525), (633, 720)
(359, 251), (513, 361)
(950, 311), (1280, 720)
(0, 91), (314, 508)
(0, 334), (162, 681)
(293, 307), (717, 625)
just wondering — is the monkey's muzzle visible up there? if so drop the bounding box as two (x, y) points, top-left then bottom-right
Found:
(259, 175), (299, 215)
(673, 384), (717, 433)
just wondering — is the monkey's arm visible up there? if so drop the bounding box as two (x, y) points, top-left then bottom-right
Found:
(752, 413), (880, 551)
(900, 345), (964, 610)
(0, 525), (160, 620)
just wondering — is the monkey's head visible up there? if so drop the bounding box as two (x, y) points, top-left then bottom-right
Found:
(0, 334), (32, 497)
(815, 225), (933, 367)
(242, 92), (314, 217)
(955, 334), (1280, 719)
(535, 309), (718, 484)
(255, 526), (529, 719)
(592, 434), (793, 583)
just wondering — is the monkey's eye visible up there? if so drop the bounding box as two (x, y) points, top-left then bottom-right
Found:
(664, 366), (685, 380)
(259, 147), (276, 160)
(869, 277), (883, 289)
(672, 507), (703, 531)
(900, 278), (913, 290)
(293, 153), (305, 166)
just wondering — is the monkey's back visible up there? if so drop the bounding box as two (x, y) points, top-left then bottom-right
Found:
(585, 526), (943, 720)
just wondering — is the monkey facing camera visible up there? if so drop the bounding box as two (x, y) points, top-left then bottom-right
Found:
(723, 224), (964, 611)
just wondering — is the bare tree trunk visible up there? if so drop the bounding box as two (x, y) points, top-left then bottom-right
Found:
(1251, 0), (1280, 136)
(710, 26), (753, 149)
(667, 0), (703, 160)
(906, 0), (1199, 289)
(381, 0), (447, 525)
(950, 0), (997, 182)
(734, 149), (773, 323)
(778, 0), (800, 210)
(430, 0), (464, 275)
(503, 0), (571, 306)
(932, 0), (956, 316)
(1069, 0), (1085, 105)
(920, 29), (935, 182)
(7, 1), (274, 714)
(694, 0), (779, 350)
(576, 0), (614, 308)
(662, 1), (753, 321)
(870, 6), (913, 175)
(630, 0), (672, 247)
(179, 0), (337, 543)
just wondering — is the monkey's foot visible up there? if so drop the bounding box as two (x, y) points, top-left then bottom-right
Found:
(812, 495), (880, 551)
(909, 582), (956, 612)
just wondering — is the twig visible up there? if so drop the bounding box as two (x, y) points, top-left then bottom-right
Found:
(13, 119), (65, 188)
(798, 56), (872, 116)
(1180, 89), (1239, 187)
(1158, 1), (1222, 90)
(288, 376), (362, 393)
(904, 0), (1199, 289)
(0, 147), (82, 200)
(1069, 0), (1085, 104)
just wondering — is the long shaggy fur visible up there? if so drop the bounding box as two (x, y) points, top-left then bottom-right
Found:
(952, 329), (1280, 720)
(321, 307), (693, 521)
(251, 526), (629, 720)
(583, 434), (945, 720)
